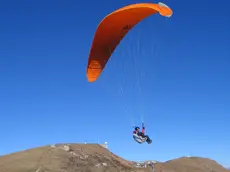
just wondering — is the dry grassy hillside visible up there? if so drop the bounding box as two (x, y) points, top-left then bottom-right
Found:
(0, 143), (141, 172)
(154, 156), (229, 172)
(0, 143), (228, 172)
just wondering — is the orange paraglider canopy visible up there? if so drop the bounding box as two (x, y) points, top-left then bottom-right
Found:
(86, 2), (173, 82)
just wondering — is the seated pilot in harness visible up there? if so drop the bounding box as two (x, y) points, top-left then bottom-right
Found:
(133, 123), (152, 144)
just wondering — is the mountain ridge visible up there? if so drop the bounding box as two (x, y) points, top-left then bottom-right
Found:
(0, 143), (228, 172)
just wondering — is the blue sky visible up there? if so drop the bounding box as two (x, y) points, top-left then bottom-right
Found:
(0, 0), (229, 168)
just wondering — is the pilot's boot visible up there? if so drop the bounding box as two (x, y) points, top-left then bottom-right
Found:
(146, 136), (152, 144)
(147, 139), (152, 144)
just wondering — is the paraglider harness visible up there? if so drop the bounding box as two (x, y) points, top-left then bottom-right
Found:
(133, 123), (152, 144)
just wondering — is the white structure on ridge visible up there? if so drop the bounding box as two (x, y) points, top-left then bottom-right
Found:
(100, 141), (108, 149)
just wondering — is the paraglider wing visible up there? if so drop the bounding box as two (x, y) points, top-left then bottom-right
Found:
(86, 2), (173, 82)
